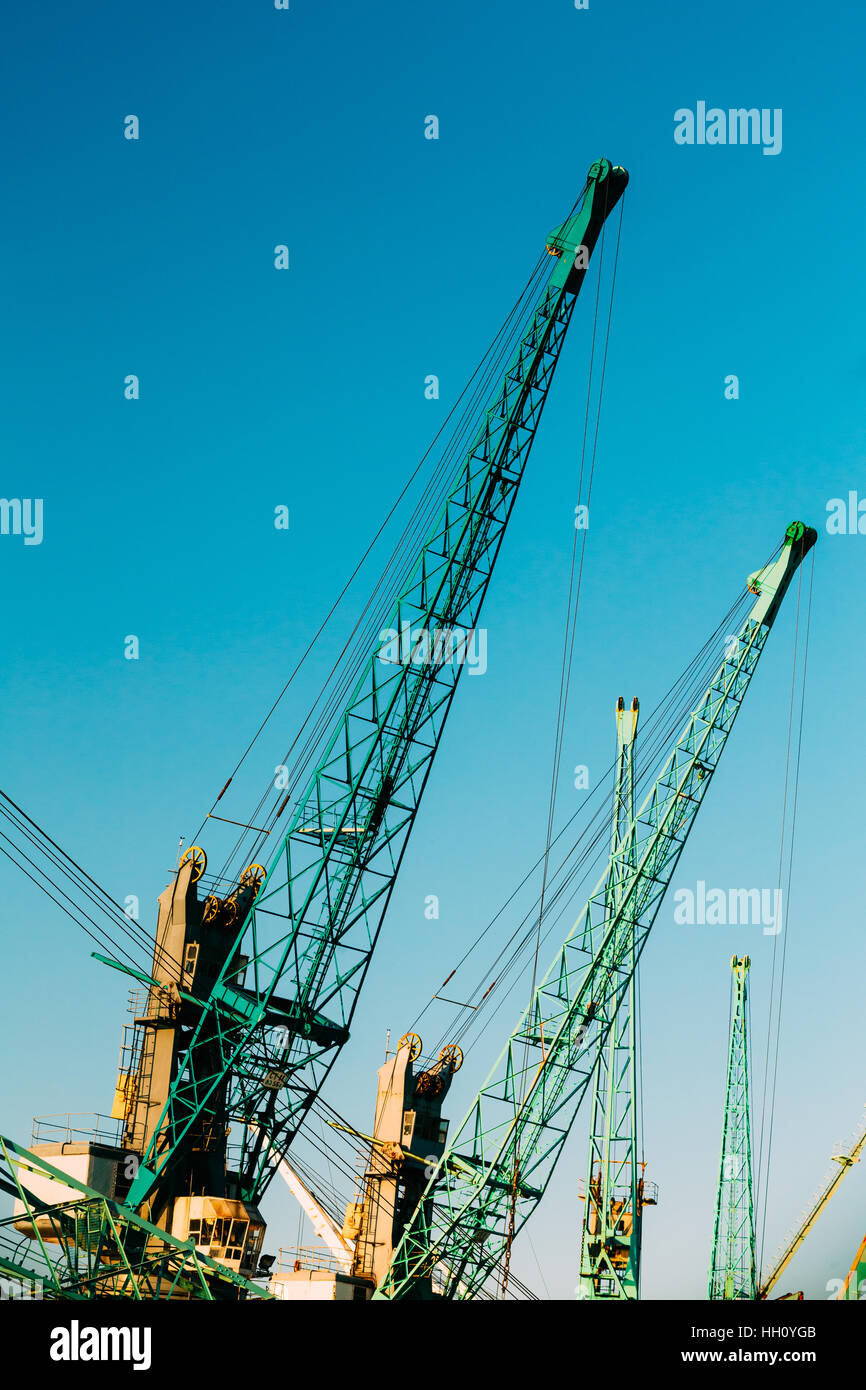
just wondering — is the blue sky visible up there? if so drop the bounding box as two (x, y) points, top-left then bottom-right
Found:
(2, 0), (865, 1300)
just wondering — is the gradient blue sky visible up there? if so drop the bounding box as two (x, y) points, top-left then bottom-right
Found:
(2, 0), (865, 1300)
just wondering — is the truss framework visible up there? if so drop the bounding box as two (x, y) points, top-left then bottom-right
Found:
(125, 160), (629, 1217)
(375, 523), (815, 1301)
(0, 1135), (269, 1301)
(708, 957), (756, 1301)
(578, 697), (651, 1300)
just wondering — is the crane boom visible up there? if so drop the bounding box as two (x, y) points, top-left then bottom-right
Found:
(759, 1106), (866, 1298)
(124, 159), (630, 1218)
(375, 521), (816, 1301)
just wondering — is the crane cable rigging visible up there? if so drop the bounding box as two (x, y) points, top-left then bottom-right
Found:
(1, 545), (812, 1298)
(503, 179), (623, 1294)
(375, 536), (811, 1295)
(0, 180), (592, 983)
(754, 548), (815, 1279)
(0, 788), (185, 980)
(421, 548), (806, 1069)
(404, 578), (762, 1065)
(0, 545), (783, 1066)
(0, 573), (750, 1052)
(187, 183), (595, 892)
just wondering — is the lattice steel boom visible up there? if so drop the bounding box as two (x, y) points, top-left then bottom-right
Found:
(375, 521), (816, 1300)
(124, 159), (630, 1219)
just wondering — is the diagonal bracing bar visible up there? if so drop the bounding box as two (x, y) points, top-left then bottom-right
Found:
(0, 1135), (270, 1301)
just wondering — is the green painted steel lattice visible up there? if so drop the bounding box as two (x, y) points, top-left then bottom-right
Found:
(0, 1135), (270, 1301)
(376, 523), (815, 1300)
(578, 697), (652, 1300)
(708, 957), (757, 1301)
(124, 160), (629, 1219)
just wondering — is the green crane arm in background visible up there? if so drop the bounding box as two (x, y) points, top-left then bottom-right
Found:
(375, 521), (816, 1301)
(125, 159), (630, 1215)
(709, 956), (756, 1300)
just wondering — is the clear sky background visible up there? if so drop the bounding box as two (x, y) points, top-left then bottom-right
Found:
(2, 0), (865, 1301)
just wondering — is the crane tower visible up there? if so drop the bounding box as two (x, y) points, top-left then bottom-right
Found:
(708, 955), (756, 1300)
(578, 696), (656, 1300)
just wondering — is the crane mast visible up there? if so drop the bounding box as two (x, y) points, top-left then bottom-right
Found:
(375, 521), (816, 1301)
(578, 696), (656, 1300)
(120, 159), (630, 1233)
(708, 955), (756, 1300)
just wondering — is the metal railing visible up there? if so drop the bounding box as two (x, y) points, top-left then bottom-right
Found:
(30, 1113), (124, 1148)
(578, 1177), (659, 1207)
(274, 1244), (352, 1276)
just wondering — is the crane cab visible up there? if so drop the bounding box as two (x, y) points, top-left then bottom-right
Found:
(170, 1195), (265, 1280)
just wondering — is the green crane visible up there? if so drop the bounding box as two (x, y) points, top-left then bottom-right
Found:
(120, 159), (630, 1224)
(708, 956), (756, 1300)
(578, 696), (656, 1300)
(375, 521), (816, 1300)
